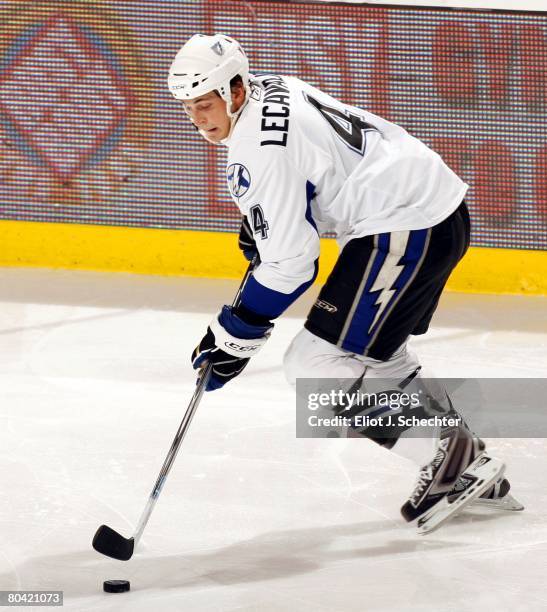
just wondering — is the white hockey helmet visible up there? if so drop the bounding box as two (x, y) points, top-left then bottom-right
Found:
(167, 34), (250, 108)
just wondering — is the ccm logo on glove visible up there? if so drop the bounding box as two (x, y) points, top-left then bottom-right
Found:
(192, 305), (273, 391)
(224, 341), (263, 353)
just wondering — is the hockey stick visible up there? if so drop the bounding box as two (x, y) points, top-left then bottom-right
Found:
(92, 257), (257, 560)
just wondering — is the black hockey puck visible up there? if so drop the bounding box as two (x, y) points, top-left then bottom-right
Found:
(103, 580), (130, 593)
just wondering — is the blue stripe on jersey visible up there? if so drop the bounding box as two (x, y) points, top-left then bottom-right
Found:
(240, 259), (319, 319)
(305, 180), (318, 232)
(341, 229), (429, 355)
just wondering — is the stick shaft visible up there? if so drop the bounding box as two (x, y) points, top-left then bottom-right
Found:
(132, 259), (256, 546)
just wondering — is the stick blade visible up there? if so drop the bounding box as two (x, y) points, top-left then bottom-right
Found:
(92, 524), (134, 561)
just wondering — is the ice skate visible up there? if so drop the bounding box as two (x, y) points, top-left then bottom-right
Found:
(401, 425), (505, 534)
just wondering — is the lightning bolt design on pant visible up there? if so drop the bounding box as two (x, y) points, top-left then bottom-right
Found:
(368, 233), (409, 331)
(338, 228), (431, 355)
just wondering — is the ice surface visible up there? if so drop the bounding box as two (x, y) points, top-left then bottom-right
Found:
(1, 268), (546, 611)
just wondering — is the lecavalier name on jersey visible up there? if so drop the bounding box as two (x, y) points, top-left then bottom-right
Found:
(260, 76), (291, 147)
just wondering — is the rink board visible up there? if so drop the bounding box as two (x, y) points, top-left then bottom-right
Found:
(0, 219), (545, 295)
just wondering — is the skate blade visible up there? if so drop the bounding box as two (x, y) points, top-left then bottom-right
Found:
(471, 493), (524, 512)
(417, 455), (505, 535)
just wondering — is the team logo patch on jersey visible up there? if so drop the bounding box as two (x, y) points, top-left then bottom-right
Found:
(227, 163), (251, 198)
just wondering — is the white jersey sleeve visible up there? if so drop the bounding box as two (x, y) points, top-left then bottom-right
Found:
(226, 137), (320, 318)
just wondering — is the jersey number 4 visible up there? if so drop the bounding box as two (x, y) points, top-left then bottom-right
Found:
(304, 93), (377, 156)
(250, 204), (269, 239)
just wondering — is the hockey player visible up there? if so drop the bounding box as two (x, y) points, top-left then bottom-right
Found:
(167, 34), (522, 532)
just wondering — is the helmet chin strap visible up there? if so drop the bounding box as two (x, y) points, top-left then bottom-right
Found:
(220, 91), (250, 145)
(195, 83), (251, 145)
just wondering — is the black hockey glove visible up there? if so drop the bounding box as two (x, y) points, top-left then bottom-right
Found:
(192, 305), (273, 391)
(238, 215), (258, 262)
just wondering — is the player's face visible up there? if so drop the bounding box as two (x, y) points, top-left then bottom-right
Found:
(183, 92), (231, 142)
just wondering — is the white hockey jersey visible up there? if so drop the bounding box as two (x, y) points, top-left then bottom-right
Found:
(225, 75), (468, 317)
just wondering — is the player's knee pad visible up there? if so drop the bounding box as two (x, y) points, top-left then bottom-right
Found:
(359, 341), (421, 381)
(283, 328), (420, 387)
(283, 328), (367, 386)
